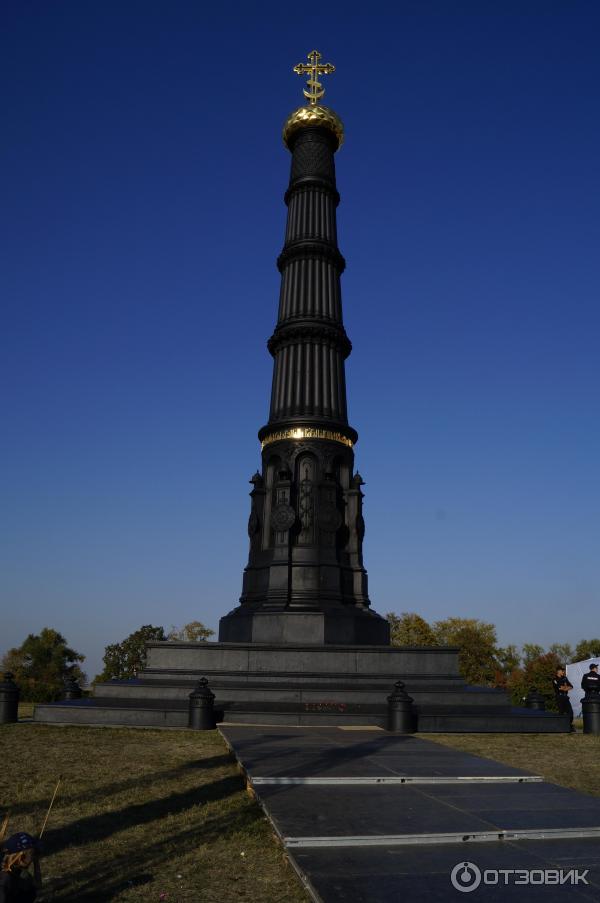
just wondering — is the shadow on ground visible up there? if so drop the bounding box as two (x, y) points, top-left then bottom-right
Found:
(10, 753), (233, 818)
(47, 804), (263, 901)
(43, 772), (244, 852)
(41, 771), (261, 901)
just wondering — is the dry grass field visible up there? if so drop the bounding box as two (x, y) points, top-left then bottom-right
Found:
(3, 712), (600, 902)
(1, 720), (309, 902)
(428, 730), (600, 796)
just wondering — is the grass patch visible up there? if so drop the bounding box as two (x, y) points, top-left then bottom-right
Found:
(0, 724), (309, 902)
(428, 732), (600, 797)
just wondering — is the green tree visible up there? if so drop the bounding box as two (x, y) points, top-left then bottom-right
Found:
(522, 643), (545, 665)
(548, 642), (573, 665)
(167, 621), (214, 642)
(96, 624), (166, 682)
(433, 618), (500, 686)
(505, 651), (562, 712)
(496, 644), (521, 673)
(1, 628), (86, 702)
(574, 639), (600, 661)
(386, 612), (437, 646)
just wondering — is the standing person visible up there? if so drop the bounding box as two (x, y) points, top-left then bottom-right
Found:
(0, 833), (41, 903)
(552, 666), (575, 731)
(581, 663), (600, 696)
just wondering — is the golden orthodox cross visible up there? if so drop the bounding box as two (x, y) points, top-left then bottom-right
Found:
(293, 50), (335, 105)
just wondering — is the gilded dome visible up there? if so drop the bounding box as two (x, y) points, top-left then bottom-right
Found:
(282, 105), (344, 150)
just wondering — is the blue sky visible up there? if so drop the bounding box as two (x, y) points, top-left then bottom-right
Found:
(2, 1), (599, 680)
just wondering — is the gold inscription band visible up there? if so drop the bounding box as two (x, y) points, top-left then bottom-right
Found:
(261, 428), (353, 450)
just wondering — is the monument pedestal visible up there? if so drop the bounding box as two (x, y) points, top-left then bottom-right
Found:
(218, 605), (390, 645)
(35, 640), (570, 733)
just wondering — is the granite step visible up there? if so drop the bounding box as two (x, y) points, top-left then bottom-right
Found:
(141, 668), (466, 685)
(34, 693), (568, 731)
(417, 707), (569, 733)
(93, 678), (511, 707)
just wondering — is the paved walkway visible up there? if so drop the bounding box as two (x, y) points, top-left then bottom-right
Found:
(220, 725), (600, 902)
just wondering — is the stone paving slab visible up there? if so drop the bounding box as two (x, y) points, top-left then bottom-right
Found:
(420, 782), (600, 808)
(220, 725), (538, 778)
(255, 782), (600, 839)
(219, 725), (600, 902)
(291, 840), (600, 902)
(259, 783), (496, 838)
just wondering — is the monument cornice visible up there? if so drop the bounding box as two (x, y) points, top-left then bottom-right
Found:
(284, 178), (340, 206)
(277, 239), (346, 273)
(267, 322), (352, 358)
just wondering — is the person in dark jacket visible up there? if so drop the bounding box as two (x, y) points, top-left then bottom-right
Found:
(552, 666), (575, 730)
(0, 833), (40, 903)
(581, 663), (600, 696)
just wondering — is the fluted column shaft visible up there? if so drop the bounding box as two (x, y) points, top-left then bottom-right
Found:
(263, 126), (352, 434)
(217, 107), (390, 642)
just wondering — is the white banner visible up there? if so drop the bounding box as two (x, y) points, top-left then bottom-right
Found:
(566, 658), (597, 717)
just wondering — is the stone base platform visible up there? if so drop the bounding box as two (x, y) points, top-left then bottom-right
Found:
(34, 641), (569, 733)
(218, 605), (391, 645)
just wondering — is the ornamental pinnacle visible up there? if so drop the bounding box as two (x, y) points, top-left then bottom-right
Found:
(293, 49), (335, 105)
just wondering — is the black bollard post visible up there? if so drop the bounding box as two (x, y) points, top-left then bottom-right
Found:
(582, 693), (600, 735)
(188, 678), (216, 730)
(525, 689), (546, 711)
(0, 672), (20, 724)
(387, 680), (415, 733)
(63, 677), (82, 700)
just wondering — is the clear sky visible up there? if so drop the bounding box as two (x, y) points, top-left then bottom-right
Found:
(2, 1), (599, 681)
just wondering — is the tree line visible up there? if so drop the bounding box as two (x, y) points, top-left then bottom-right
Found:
(0, 621), (214, 702)
(387, 612), (600, 711)
(3, 616), (598, 709)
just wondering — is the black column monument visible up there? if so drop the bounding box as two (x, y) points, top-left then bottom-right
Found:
(219, 50), (389, 646)
(34, 52), (569, 732)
